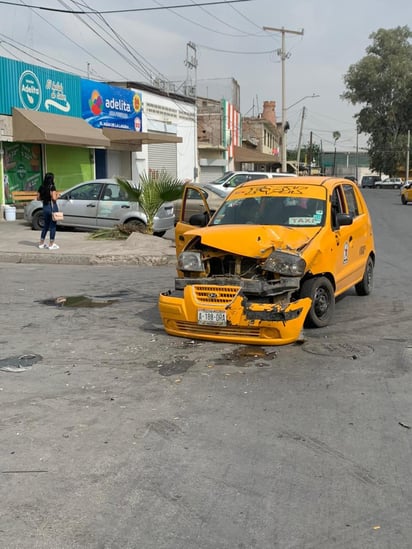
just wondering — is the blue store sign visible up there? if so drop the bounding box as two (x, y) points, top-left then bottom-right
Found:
(81, 79), (142, 132)
(0, 56), (81, 117)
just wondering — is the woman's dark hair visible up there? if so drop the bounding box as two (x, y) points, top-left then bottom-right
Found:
(43, 172), (55, 186)
(38, 172), (55, 203)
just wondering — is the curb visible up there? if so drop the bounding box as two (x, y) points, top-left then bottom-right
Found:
(0, 252), (177, 266)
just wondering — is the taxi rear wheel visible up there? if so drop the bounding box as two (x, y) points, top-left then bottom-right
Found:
(355, 256), (374, 296)
(300, 276), (335, 328)
(401, 195), (407, 204)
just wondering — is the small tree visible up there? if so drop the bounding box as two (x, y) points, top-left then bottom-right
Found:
(117, 171), (184, 235)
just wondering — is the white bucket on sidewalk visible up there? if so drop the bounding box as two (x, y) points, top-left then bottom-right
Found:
(4, 205), (16, 221)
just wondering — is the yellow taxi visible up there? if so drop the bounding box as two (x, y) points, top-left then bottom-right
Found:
(401, 183), (412, 204)
(158, 177), (375, 345)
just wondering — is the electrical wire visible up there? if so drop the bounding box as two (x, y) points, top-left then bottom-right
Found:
(15, 0), (131, 80)
(0, 0), (251, 14)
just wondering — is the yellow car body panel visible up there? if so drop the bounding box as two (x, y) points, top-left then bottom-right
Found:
(159, 177), (375, 345)
(401, 186), (412, 204)
(159, 286), (312, 346)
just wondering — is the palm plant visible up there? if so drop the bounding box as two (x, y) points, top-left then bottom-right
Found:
(116, 171), (184, 235)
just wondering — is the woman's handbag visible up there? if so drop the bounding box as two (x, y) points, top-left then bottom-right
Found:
(52, 211), (64, 221)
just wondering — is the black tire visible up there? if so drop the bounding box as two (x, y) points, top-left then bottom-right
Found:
(355, 256), (374, 296)
(376, 184), (381, 189)
(300, 276), (335, 328)
(153, 231), (166, 237)
(394, 184), (400, 189)
(124, 219), (146, 233)
(32, 210), (44, 231)
(401, 195), (407, 205)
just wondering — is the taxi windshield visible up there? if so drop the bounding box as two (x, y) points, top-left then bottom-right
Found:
(211, 196), (326, 227)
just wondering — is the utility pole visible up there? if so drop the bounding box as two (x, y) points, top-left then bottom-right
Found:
(263, 26), (304, 172)
(308, 131), (313, 175)
(184, 42), (198, 181)
(406, 130), (410, 183)
(296, 106), (306, 175)
(355, 127), (359, 182)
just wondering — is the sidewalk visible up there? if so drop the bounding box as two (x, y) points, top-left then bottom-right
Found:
(0, 218), (177, 266)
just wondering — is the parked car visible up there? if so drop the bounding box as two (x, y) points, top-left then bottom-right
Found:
(24, 178), (175, 236)
(204, 170), (295, 196)
(361, 175), (381, 188)
(159, 176), (375, 346)
(344, 175), (358, 185)
(173, 183), (225, 223)
(375, 177), (403, 189)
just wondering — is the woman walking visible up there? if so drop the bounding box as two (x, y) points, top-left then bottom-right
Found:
(37, 172), (59, 250)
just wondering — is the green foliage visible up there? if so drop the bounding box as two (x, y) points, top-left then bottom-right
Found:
(289, 142), (321, 165)
(117, 171), (184, 234)
(87, 225), (131, 240)
(342, 26), (412, 176)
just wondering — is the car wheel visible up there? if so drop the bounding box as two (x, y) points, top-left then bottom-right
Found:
(355, 256), (374, 296)
(300, 276), (335, 328)
(401, 195), (407, 205)
(124, 219), (146, 233)
(394, 184), (399, 189)
(153, 231), (166, 237)
(32, 210), (44, 231)
(376, 184), (381, 189)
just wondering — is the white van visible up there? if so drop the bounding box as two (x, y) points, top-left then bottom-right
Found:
(203, 171), (295, 196)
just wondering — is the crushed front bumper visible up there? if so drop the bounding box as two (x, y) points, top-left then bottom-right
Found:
(158, 284), (311, 346)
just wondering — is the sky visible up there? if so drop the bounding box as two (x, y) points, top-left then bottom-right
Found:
(0, 0), (411, 153)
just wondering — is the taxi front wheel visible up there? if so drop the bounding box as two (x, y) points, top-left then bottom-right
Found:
(300, 276), (335, 328)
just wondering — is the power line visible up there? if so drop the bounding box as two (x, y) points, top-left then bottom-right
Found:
(0, 0), (250, 14)
(196, 43), (278, 54)
(61, 0), (161, 83)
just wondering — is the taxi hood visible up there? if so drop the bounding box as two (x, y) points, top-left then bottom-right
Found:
(189, 224), (320, 257)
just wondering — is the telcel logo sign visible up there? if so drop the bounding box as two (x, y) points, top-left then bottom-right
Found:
(19, 70), (42, 110)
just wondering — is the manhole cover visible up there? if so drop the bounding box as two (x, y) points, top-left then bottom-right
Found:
(302, 341), (374, 358)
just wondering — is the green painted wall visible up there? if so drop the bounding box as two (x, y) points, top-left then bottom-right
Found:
(45, 145), (94, 191)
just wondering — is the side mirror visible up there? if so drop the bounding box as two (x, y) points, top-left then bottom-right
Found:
(189, 212), (209, 226)
(336, 213), (353, 226)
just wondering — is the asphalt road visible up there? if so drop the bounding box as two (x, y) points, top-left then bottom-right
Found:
(1, 188), (412, 549)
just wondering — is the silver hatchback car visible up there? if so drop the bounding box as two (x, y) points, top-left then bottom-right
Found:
(24, 178), (175, 236)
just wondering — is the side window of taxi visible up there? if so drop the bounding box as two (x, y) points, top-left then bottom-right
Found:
(331, 187), (344, 230)
(342, 184), (360, 217)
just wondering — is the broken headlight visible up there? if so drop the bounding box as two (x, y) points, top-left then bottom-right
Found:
(263, 250), (306, 276)
(178, 251), (204, 271)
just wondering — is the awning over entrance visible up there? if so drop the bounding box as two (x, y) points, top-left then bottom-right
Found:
(102, 128), (183, 151)
(12, 107), (110, 148)
(234, 146), (281, 165)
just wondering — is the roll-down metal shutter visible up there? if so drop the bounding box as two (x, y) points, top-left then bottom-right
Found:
(148, 142), (177, 177)
(199, 166), (224, 184)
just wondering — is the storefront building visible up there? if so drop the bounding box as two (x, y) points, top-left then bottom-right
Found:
(0, 56), (193, 206)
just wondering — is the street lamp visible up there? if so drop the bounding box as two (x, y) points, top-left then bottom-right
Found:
(287, 93), (320, 111)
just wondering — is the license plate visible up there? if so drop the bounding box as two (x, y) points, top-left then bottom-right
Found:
(198, 310), (227, 326)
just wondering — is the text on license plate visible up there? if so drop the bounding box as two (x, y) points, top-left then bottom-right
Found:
(198, 310), (227, 326)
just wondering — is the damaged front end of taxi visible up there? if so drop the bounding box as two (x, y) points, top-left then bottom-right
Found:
(158, 229), (312, 345)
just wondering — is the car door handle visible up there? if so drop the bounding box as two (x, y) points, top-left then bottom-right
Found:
(121, 205), (130, 209)
(87, 203), (96, 208)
